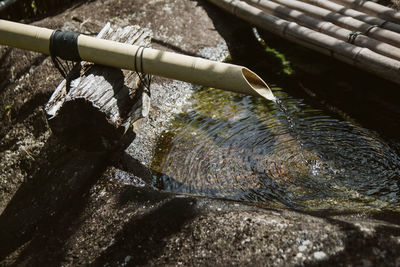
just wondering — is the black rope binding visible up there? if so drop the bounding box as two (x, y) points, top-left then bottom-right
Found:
(347, 31), (362, 44)
(134, 46), (152, 93)
(347, 22), (387, 44)
(49, 29), (81, 78)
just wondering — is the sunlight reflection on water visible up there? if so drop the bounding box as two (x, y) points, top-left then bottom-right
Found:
(152, 87), (400, 211)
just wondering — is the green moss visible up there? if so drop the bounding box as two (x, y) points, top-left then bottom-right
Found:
(5, 103), (13, 111)
(265, 46), (293, 75)
(252, 28), (294, 75)
(222, 55), (232, 63)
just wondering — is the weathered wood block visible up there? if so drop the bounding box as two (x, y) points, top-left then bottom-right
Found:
(45, 23), (151, 151)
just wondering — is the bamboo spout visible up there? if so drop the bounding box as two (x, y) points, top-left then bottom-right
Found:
(0, 19), (275, 101)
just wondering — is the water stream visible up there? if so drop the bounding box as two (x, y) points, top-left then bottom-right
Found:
(151, 86), (400, 212)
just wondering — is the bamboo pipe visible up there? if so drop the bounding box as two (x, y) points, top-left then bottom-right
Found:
(304, 0), (400, 33)
(0, 19), (275, 101)
(245, 0), (400, 61)
(206, 0), (400, 84)
(331, 0), (400, 23)
(265, 0), (400, 48)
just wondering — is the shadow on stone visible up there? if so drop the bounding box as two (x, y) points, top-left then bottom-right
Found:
(0, 134), (111, 265)
(93, 195), (198, 266)
(305, 213), (400, 265)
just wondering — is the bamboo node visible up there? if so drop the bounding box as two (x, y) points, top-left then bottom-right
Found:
(364, 24), (379, 35)
(379, 20), (388, 27)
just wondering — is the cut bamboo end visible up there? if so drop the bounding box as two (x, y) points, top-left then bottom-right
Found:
(242, 68), (276, 101)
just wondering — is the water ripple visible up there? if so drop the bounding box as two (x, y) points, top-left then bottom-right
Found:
(152, 88), (400, 211)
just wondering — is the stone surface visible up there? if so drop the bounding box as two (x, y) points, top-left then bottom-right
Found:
(1, 0), (400, 266)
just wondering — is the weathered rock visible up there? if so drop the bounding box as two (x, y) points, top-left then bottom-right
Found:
(3, 166), (400, 266)
(1, 1), (400, 267)
(45, 23), (151, 151)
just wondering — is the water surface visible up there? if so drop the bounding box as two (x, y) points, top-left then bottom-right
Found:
(152, 87), (400, 212)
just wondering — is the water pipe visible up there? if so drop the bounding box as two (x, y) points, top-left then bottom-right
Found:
(0, 19), (276, 101)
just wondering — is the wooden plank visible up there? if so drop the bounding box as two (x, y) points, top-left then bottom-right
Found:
(45, 23), (151, 151)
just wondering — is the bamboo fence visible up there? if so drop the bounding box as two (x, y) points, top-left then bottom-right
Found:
(304, 0), (400, 33)
(331, 0), (400, 23)
(245, 0), (400, 61)
(206, 0), (400, 85)
(260, 0), (400, 48)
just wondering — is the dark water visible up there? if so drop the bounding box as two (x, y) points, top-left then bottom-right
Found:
(152, 87), (400, 212)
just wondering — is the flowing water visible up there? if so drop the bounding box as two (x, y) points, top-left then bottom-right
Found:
(151, 87), (400, 212)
